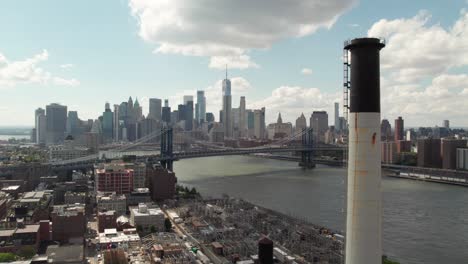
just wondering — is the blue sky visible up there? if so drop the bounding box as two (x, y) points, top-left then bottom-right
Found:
(1, 0), (468, 127)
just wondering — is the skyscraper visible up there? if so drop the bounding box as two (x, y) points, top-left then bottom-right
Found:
(232, 107), (240, 138)
(183, 95), (193, 105)
(45, 103), (68, 145)
(125, 97), (137, 141)
(196, 91), (206, 124)
(253, 108), (265, 139)
(295, 113), (307, 133)
(205, 112), (215, 122)
(334, 102), (340, 132)
(185, 99), (194, 131)
(247, 110), (254, 138)
(417, 138), (441, 168)
(443, 120), (450, 129)
(381, 119), (392, 141)
(102, 102), (113, 143)
(394, 116), (404, 141)
(239, 96), (246, 138)
(441, 138), (467, 169)
(66, 111), (80, 136)
(310, 111), (328, 143)
(35, 108), (46, 144)
(113, 104), (120, 141)
(162, 99), (171, 124)
(177, 104), (186, 123)
(134, 98), (143, 121)
(149, 98), (162, 121)
(222, 69), (232, 138)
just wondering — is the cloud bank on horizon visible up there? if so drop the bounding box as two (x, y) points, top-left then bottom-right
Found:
(369, 9), (468, 126)
(3, 1), (468, 128)
(128, 0), (468, 126)
(0, 50), (79, 88)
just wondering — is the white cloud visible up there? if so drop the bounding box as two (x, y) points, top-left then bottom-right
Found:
(129, 0), (356, 69)
(301, 68), (313, 75)
(60, 64), (74, 69)
(0, 50), (79, 87)
(368, 10), (468, 84)
(53, 77), (80, 86)
(367, 10), (468, 126)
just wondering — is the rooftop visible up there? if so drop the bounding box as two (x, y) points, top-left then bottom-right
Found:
(52, 204), (85, 216)
(23, 191), (46, 199)
(46, 244), (84, 263)
(1, 185), (20, 191)
(15, 224), (40, 234)
(98, 228), (140, 244)
(131, 204), (163, 217)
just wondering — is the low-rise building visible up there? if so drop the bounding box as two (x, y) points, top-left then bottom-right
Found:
(1, 185), (21, 199)
(64, 191), (87, 205)
(50, 204), (86, 242)
(129, 203), (165, 232)
(45, 244), (85, 264)
(97, 228), (140, 250)
(49, 145), (89, 161)
(126, 188), (151, 207)
(0, 223), (40, 254)
(96, 192), (127, 215)
(98, 210), (118, 233)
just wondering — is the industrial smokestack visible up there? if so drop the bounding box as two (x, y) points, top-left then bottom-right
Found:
(344, 38), (385, 264)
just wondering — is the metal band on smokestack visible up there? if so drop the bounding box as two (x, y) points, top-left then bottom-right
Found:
(344, 38), (385, 264)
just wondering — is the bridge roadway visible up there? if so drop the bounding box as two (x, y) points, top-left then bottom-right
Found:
(50, 146), (344, 168)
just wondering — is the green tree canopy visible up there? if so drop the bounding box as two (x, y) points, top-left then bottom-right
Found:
(0, 253), (17, 262)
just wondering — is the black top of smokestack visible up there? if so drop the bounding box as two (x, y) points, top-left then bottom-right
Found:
(345, 38), (385, 113)
(258, 236), (273, 264)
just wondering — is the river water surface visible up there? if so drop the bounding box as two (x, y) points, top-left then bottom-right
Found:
(174, 156), (468, 264)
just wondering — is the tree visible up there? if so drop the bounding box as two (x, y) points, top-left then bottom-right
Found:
(382, 255), (399, 264)
(165, 218), (172, 232)
(18, 246), (36, 259)
(0, 253), (17, 262)
(136, 225), (143, 233)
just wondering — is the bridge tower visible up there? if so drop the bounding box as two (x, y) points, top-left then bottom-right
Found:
(160, 127), (174, 171)
(299, 127), (315, 168)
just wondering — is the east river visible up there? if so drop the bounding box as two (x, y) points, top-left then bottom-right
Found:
(174, 156), (468, 264)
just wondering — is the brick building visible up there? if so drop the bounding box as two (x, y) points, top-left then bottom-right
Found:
(441, 139), (467, 169)
(417, 138), (442, 168)
(382, 142), (397, 164)
(98, 210), (118, 233)
(95, 163), (134, 194)
(394, 116), (404, 142)
(147, 164), (177, 201)
(50, 204), (86, 242)
(396, 140), (412, 153)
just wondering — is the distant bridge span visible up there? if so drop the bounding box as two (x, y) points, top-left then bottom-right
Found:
(49, 145), (345, 169)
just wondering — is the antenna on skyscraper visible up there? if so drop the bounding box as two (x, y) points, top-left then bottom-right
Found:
(225, 64), (228, 79)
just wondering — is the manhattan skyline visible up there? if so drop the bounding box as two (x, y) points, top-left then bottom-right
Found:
(1, 0), (468, 127)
